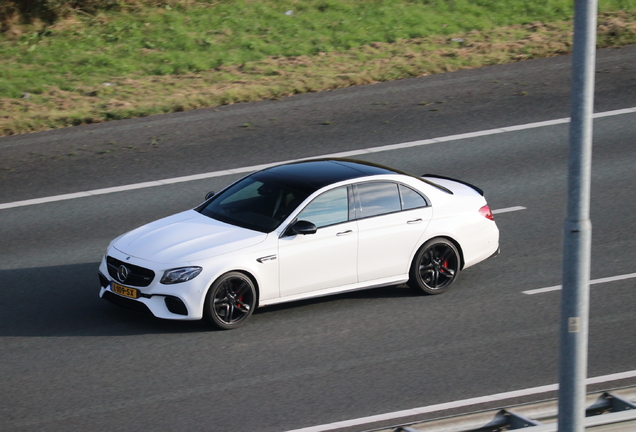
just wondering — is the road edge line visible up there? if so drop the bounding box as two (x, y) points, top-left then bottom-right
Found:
(284, 370), (636, 432)
(2, 106), (635, 210)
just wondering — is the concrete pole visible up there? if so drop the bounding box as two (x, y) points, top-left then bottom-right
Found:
(558, 0), (597, 431)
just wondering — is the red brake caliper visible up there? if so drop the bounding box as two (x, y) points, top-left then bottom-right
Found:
(235, 281), (244, 305)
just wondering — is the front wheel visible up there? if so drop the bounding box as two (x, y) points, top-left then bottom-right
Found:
(408, 238), (460, 295)
(204, 272), (256, 330)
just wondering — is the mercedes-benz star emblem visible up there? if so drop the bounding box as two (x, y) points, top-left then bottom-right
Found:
(117, 265), (130, 283)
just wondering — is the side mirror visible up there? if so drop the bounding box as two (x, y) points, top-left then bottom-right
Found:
(289, 220), (317, 236)
(205, 191), (215, 200)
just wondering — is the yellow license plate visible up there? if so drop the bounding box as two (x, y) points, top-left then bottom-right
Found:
(112, 282), (140, 299)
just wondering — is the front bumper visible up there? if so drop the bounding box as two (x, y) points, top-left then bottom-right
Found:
(98, 252), (207, 321)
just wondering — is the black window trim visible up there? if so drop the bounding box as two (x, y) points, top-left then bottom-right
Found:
(279, 180), (431, 236)
(353, 180), (430, 221)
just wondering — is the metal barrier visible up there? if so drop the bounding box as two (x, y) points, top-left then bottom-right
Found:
(382, 387), (636, 432)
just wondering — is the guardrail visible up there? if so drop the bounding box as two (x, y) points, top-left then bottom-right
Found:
(378, 387), (636, 432)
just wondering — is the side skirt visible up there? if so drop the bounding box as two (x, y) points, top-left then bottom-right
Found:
(258, 275), (409, 307)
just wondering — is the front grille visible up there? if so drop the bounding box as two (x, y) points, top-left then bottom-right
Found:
(102, 291), (153, 315)
(106, 256), (155, 287)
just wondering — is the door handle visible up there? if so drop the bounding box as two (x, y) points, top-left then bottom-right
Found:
(407, 218), (423, 224)
(337, 230), (353, 236)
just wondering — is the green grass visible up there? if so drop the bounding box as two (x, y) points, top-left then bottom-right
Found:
(1, 0), (636, 134)
(0, 0), (592, 97)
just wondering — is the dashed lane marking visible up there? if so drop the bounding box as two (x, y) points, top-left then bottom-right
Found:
(492, 206), (526, 214)
(522, 272), (636, 295)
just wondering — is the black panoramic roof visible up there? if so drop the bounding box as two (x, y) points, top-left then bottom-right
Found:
(252, 159), (401, 194)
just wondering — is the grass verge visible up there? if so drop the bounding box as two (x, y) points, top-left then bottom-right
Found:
(1, 2), (636, 136)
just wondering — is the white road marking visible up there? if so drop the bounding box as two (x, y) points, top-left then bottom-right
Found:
(2, 106), (636, 211)
(283, 370), (636, 432)
(523, 272), (636, 295)
(492, 206), (526, 214)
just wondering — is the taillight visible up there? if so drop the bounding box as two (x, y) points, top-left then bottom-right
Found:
(479, 205), (494, 221)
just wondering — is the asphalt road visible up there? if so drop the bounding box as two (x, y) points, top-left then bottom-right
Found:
(1, 45), (635, 432)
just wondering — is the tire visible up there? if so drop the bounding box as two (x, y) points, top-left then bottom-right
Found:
(408, 238), (460, 295)
(204, 272), (256, 330)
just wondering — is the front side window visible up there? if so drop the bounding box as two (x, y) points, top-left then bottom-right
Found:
(356, 182), (401, 218)
(296, 187), (349, 228)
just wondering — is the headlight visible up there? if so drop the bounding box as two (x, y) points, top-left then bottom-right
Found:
(160, 267), (203, 284)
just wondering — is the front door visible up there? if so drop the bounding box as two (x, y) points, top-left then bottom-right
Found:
(278, 187), (358, 297)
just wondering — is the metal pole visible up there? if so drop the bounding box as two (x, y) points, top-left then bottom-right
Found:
(558, 0), (597, 431)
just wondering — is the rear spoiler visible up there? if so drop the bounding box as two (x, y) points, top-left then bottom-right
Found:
(422, 174), (484, 196)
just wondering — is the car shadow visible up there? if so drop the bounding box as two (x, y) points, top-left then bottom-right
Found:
(0, 262), (210, 337)
(0, 262), (418, 337)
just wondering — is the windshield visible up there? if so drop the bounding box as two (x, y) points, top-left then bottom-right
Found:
(197, 174), (310, 233)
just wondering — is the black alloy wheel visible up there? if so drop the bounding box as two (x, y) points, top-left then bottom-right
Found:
(205, 272), (256, 329)
(408, 238), (460, 294)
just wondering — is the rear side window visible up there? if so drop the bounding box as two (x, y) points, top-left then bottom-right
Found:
(399, 184), (428, 210)
(357, 182), (401, 218)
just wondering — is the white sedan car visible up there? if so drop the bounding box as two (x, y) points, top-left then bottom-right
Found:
(99, 159), (499, 329)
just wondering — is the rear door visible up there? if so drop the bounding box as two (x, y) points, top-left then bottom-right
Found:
(355, 182), (432, 282)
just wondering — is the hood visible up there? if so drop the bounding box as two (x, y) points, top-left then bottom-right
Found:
(112, 210), (267, 263)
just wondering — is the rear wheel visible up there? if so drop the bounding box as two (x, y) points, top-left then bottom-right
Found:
(408, 238), (460, 294)
(205, 272), (256, 330)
